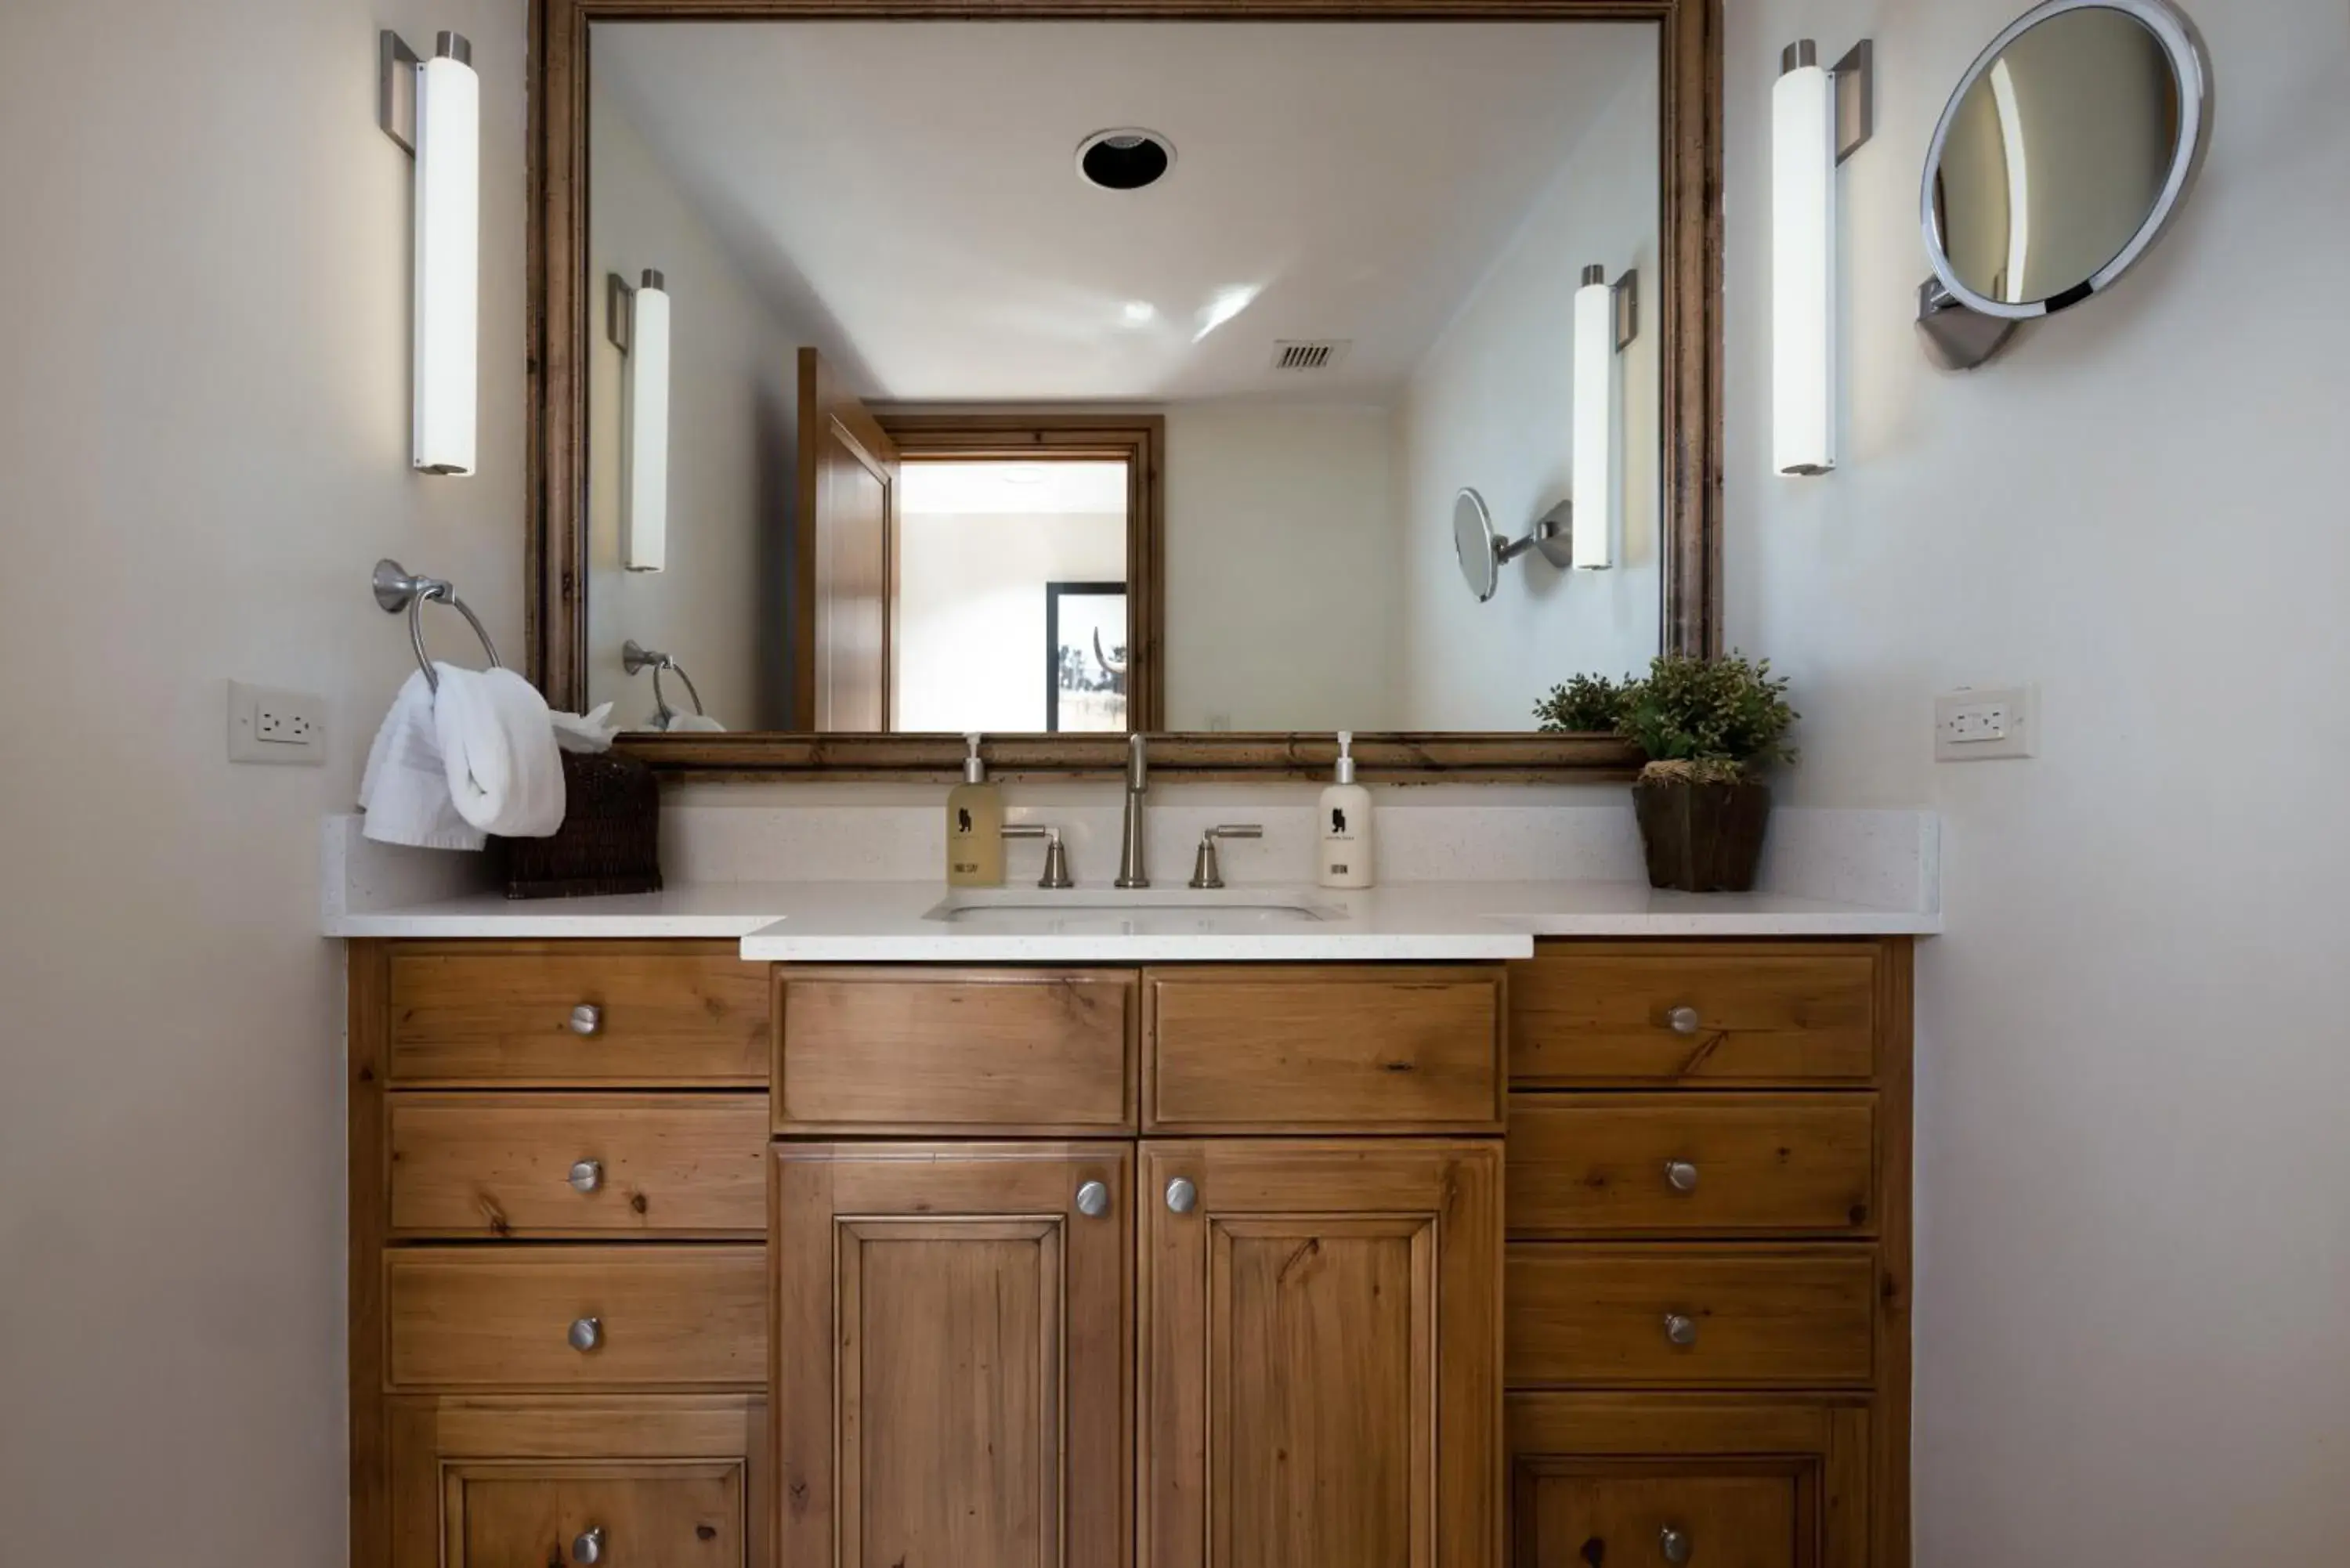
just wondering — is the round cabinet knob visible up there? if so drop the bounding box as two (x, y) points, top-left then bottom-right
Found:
(573, 1525), (606, 1565)
(1658, 1526), (1691, 1565)
(1165, 1177), (1198, 1215)
(1076, 1180), (1112, 1218)
(568, 1003), (603, 1037)
(569, 1159), (605, 1194)
(1665, 1005), (1702, 1036)
(1664, 1160), (1700, 1194)
(567, 1316), (602, 1353)
(1663, 1313), (1698, 1347)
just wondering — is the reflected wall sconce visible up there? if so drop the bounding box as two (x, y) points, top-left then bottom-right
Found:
(378, 31), (479, 476)
(607, 269), (672, 573)
(1571, 263), (1638, 570)
(1772, 38), (1874, 477)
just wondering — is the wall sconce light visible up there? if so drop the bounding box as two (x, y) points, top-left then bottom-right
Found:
(608, 270), (671, 573)
(1571, 263), (1637, 570)
(379, 31), (479, 476)
(1772, 38), (1874, 478)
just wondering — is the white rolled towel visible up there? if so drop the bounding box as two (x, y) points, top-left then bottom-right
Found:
(433, 666), (566, 839)
(360, 668), (486, 851)
(664, 712), (727, 732)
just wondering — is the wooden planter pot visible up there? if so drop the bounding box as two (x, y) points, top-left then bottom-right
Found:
(1632, 773), (1771, 893)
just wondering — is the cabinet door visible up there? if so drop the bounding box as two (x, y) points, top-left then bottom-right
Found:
(775, 1143), (1133, 1568)
(1141, 1140), (1502, 1568)
(382, 1396), (765, 1568)
(1506, 1396), (1867, 1568)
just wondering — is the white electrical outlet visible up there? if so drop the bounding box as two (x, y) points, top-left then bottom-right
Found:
(1935, 685), (2036, 762)
(229, 680), (327, 765)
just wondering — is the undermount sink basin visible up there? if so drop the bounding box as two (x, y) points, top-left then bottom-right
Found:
(924, 887), (1340, 930)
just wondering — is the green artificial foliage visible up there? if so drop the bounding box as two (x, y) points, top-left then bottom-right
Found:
(1614, 652), (1798, 782)
(1531, 672), (1634, 734)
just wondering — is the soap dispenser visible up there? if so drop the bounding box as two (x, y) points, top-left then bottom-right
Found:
(1316, 731), (1376, 889)
(946, 732), (1006, 887)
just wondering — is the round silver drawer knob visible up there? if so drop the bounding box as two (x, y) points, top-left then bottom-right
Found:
(1659, 1525), (1691, 1564)
(569, 1159), (605, 1194)
(1665, 1160), (1700, 1194)
(1663, 1313), (1698, 1347)
(1076, 1180), (1112, 1218)
(1665, 1005), (1702, 1036)
(1166, 1177), (1198, 1215)
(568, 1003), (603, 1037)
(567, 1316), (602, 1353)
(573, 1524), (606, 1564)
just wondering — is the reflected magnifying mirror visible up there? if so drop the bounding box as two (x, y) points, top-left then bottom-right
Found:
(1452, 487), (1575, 604)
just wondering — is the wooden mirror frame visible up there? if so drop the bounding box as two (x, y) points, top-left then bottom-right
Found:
(527, 0), (1723, 780)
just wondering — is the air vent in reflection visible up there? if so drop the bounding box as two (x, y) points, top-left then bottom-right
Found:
(1271, 340), (1351, 371)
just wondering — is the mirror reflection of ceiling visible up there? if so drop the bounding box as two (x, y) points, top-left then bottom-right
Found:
(592, 21), (1655, 403)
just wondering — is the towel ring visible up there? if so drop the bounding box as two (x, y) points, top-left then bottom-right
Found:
(622, 639), (705, 727)
(373, 559), (501, 692)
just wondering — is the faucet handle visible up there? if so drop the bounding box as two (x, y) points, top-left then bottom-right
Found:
(1003, 825), (1074, 889)
(1189, 825), (1264, 891)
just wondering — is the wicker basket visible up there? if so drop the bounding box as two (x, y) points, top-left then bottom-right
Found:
(496, 750), (662, 899)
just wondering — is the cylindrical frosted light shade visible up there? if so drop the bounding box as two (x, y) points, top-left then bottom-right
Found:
(1571, 273), (1618, 570)
(412, 44), (479, 475)
(1772, 53), (1836, 477)
(624, 278), (671, 572)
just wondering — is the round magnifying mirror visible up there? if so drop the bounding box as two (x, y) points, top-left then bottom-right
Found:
(1452, 488), (1500, 602)
(1923, 0), (2211, 320)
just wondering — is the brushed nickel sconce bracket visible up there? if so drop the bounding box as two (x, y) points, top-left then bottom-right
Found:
(1590, 265), (1640, 352)
(378, 31), (470, 156)
(606, 269), (666, 354)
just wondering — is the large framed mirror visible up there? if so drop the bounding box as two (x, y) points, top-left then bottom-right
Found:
(527, 0), (1723, 779)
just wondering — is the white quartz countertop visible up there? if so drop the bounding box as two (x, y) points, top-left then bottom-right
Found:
(323, 877), (1940, 956)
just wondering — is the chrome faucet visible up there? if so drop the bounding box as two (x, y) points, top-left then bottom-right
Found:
(1115, 732), (1150, 888)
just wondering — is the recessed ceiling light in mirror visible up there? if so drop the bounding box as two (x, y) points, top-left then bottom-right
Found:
(1077, 128), (1175, 190)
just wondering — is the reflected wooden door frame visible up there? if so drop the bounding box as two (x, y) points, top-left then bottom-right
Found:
(880, 411), (1166, 732)
(529, 0), (1719, 780)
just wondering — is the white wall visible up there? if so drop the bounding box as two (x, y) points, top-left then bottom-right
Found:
(1726, 2), (2350, 1561)
(0, 1), (527, 1564)
(1396, 64), (1661, 728)
(1162, 402), (1402, 731)
(897, 510), (1127, 732)
(588, 76), (801, 732)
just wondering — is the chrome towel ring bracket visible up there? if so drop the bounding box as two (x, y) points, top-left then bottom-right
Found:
(374, 559), (500, 692)
(622, 639), (705, 727)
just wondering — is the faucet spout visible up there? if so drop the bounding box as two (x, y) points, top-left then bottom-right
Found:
(1115, 733), (1150, 888)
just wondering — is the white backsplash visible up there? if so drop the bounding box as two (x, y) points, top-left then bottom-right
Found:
(325, 785), (1939, 919)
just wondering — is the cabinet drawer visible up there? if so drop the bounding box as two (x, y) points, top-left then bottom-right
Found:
(389, 1094), (769, 1238)
(1509, 946), (1878, 1086)
(389, 945), (769, 1086)
(1507, 1095), (1877, 1237)
(1506, 1247), (1875, 1389)
(387, 1246), (766, 1390)
(454, 1466), (743, 1568)
(1520, 1469), (1800, 1568)
(1143, 965), (1504, 1131)
(774, 968), (1134, 1132)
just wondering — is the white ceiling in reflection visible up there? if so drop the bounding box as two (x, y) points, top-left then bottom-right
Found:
(593, 20), (1654, 403)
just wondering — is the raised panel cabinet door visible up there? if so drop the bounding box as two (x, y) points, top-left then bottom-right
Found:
(1141, 1140), (1503, 1568)
(774, 1143), (1133, 1568)
(454, 1465), (743, 1568)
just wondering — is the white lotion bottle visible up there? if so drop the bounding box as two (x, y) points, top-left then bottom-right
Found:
(1316, 731), (1376, 889)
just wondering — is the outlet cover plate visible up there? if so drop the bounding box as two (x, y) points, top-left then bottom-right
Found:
(1935, 685), (2036, 762)
(229, 680), (327, 765)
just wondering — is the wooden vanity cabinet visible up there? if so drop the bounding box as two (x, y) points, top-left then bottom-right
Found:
(352, 939), (1912, 1568)
(1503, 941), (1912, 1568)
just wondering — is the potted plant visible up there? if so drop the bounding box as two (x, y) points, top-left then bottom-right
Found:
(1535, 654), (1798, 893)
